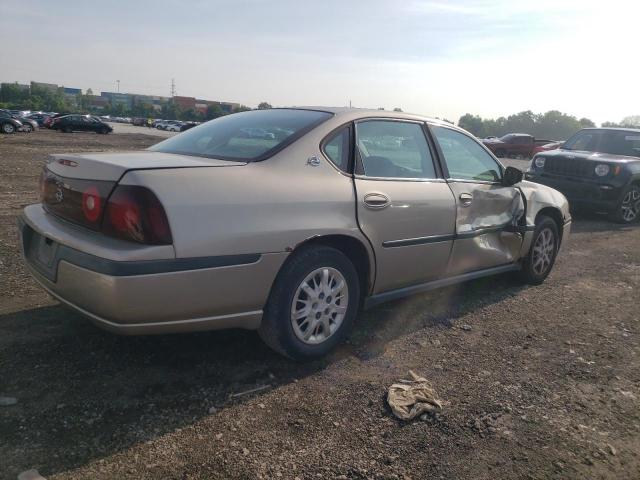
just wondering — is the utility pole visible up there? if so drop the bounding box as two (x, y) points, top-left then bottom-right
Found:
(170, 78), (176, 97)
(116, 80), (120, 93)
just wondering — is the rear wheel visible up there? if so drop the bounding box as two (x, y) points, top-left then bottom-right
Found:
(63, 126), (73, 133)
(1, 123), (16, 134)
(98, 127), (109, 134)
(518, 215), (559, 285)
(610, 184), (640, 224)
(22, 124), (33, 133)
(495, 149), (506, 158)
(259, 246), (360, 361)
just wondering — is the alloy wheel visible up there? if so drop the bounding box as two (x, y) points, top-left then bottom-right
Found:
(290, 267), (349, 345)
(2, 123), (15, 133)
(531, 227), (555, 276)
(620, 187), (640, 223)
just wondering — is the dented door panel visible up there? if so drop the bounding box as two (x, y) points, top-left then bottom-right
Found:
(447, 181), (525, 275)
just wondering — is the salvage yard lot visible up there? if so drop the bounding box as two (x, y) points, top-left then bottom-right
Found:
(1, 130), (639, 479)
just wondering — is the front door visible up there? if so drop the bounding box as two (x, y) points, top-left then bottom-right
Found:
(353, 119), (457, 294)
(429, 125), (525, 275)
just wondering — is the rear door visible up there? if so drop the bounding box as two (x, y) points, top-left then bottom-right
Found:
(429, 125), (524, 275)
(352, 119), (456, 293)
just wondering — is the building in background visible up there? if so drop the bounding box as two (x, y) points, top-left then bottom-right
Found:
(31, 81), (59, 93)
(100, 92), (134, 109)
(63, 87), (82, 108)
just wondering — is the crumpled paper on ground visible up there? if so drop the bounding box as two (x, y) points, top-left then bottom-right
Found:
(387, 370), (443, 420)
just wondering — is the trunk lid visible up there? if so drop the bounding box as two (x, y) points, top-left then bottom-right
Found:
(47, 151), (246, 181)
(42, 151), (245, 231)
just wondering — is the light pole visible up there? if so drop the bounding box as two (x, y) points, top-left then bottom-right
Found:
(116, 80), (120, 93)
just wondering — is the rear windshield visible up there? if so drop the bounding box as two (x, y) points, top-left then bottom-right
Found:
(149, 109), (332, 161)
(563, 129), (640, 158)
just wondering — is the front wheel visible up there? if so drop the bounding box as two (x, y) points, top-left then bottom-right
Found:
(1, 123), (16, 134)
(259, 246), (361, 361)
(518, 215), (559, 285)
(610, 184), (640, 224)
(22, 124), (33, 133)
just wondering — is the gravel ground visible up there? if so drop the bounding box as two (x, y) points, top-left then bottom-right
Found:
(0, 129), (638, 480)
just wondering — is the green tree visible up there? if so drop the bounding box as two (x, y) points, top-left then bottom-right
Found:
(257, 102), (272, 110)
(233, 105), (252, 113)
(621, 115), (640, 127)
(458, 113), (486, 137)
(205, 104), (225, 120)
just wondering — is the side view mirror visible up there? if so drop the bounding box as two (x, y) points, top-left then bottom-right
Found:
(502, 166), (523, 186)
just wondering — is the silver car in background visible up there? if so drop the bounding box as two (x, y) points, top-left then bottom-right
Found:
(19, 108), (571, 359)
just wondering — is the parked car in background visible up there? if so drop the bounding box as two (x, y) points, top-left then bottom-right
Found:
(19, 107), (570, 360)
(44, 113), (67, 129)
(27, 113), (49, 127)
(132, 117), (147, 126)
(527, 127), (640, 223)
(51, 115), (113, 134)
(483, 133), (536, 158)
(166, 122), (184, 132)
(532, 141), (563, 156)
(180, 121), (199, 132)
(0, 110), (23, 134)
(16, 116), (38, 132)
(157, 120), (182, 131)
(239, 127), (276, 139)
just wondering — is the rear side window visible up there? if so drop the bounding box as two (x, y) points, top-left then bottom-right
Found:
(149, 109), (332, 161)
(323, 127), (351, 172)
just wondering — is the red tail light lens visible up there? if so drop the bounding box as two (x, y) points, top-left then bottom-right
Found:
(102, 186), (172, 245)
(82, 186), (102, 222)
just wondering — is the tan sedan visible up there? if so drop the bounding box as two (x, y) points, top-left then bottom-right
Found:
(19, 108), (570, 359)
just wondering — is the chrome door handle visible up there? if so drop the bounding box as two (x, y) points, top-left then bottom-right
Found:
(363, 193), (390, 209)
(459, 193), (473, 206)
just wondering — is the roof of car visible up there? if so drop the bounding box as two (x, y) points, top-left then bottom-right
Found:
(582, 127), (640, 133)
(286, 106), (453, 126)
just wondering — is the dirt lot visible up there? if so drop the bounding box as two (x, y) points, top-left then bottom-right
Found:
(1, 129), (639, 480)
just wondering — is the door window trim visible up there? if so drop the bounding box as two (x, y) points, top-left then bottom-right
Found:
(426, 123), (505, 185)
(351, 117), (443, 182)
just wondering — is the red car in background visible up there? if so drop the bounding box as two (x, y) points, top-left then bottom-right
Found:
(482, 133), (536, 158)
(532, 141), (563, 155)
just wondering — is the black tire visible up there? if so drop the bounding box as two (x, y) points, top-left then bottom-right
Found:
(23, 124), (33, 133)
(495, 149), (506, 158)
(259, 245), (361, 361)
(518, 215), (559, 285)
(1, 122), (16, 134)
(609, 184), (640, 224)
(63, 126), (73, 133)
(98, 127), (109, 134)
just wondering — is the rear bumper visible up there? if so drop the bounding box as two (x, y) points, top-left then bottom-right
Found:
(19, 208), (288, 335)
(526, 172), (623, 211)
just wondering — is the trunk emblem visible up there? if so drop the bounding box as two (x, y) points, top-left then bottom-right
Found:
(55, 182), (64, 203)
(307, 156), (320, 167)
(58, 159), (78, 167)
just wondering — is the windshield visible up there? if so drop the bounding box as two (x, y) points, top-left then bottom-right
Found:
(149, 109), (332, 161)
(563, 129), (640, 158)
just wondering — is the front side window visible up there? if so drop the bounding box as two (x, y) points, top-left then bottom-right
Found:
(431, 126), (502, 182)
(323, 127), (351, 172)
(355, 120), (436, 179)
(150, 109), (332, 161)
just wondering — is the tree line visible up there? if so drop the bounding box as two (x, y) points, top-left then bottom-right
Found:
(458, 111), (596, 141)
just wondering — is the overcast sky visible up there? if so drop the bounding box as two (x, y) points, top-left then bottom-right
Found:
(1, 0), (638, 124)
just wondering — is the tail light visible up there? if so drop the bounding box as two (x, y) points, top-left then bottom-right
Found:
(40, 167), (172, 245)
(102, 186), (172, 245)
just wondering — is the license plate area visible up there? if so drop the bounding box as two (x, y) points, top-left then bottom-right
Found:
(22, 223), (59, 281)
